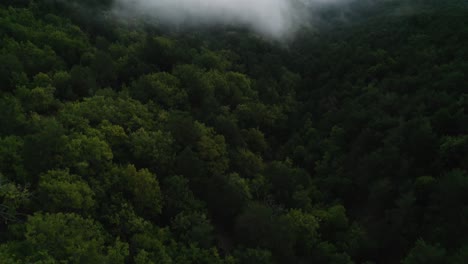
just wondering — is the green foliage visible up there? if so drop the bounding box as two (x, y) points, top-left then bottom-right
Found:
(128, 128), (174, 174)
(162, 175), (204, 218)
(130, 72), (188, 108)
(195, 122), (229, 175)
(37, 169), (95, 212)
(121, 165), (163, 218)
(235, 203), (296, 261)
(2, 213), (129, 263)
(171, 211), (215, 248)
(0, 174), (30, 224)
(64, 133), (113, 175)
(0, 96), (27, 135)
(402, 240), (446, 264)
(0, 1), (466, 263)
(233, 248), (274, 264)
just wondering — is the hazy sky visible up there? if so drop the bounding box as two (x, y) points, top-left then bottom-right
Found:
(112, 0), (349, 38)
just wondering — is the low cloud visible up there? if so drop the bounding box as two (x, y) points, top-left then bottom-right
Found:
(112, 0), (351, 38)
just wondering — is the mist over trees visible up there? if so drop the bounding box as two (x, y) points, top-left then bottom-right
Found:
(0, 0), (467, 263)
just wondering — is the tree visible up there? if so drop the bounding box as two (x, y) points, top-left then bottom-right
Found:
(265, 161), (311, 207)
(233, 248), (274, 264)
(37, 169), (95, 213)
(171, 211), (215, 248)
(0, 53), (23, 91)
(22, 117), (68, 180)
(91, 50), (117, 87)
(195, 122), (229, 176)
(69, 65), (96, 98)
(205, 173), (252, 225)
(235, 203), (296, 262)
(0, 174), (30, 224)
(231, 148), (264, 178)
(161, 175), (204, 219)
(128, 128), (174, 174)
(0, 136), (26, 181)
(131, 72), (188, 108)
(15, 85), (59, 114)
(53, 70), (73, 100)
(285, 209), (320, 256)
(173, 64), (213, 109)
(121, 165), (163, 219)
(64, 133), (113, 176)
(241, 128), (267, 154)
(0, 96), (27, 136)
(4, 213), (128, 263)
(402, 239), (446, 264)
(130, 226), (173, 264)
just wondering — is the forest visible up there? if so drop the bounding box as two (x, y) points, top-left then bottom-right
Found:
(0, 0), (467, 263)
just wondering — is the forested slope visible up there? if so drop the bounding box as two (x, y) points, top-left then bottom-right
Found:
(0, 0), (467, 263)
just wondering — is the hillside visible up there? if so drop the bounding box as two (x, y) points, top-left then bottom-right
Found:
(0, 1), (467, 263)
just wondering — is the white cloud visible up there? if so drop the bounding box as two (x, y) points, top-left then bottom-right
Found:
(113, 0), (348, 38)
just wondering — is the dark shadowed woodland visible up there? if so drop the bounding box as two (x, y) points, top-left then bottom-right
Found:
(0, 0), (467, 263)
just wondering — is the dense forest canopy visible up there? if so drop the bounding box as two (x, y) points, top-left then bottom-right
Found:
(0, 0), (467, 263)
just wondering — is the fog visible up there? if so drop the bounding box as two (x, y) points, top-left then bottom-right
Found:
(112, 0), (351, 38)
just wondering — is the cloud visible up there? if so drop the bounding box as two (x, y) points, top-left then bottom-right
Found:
(112, 0), (349, 38)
